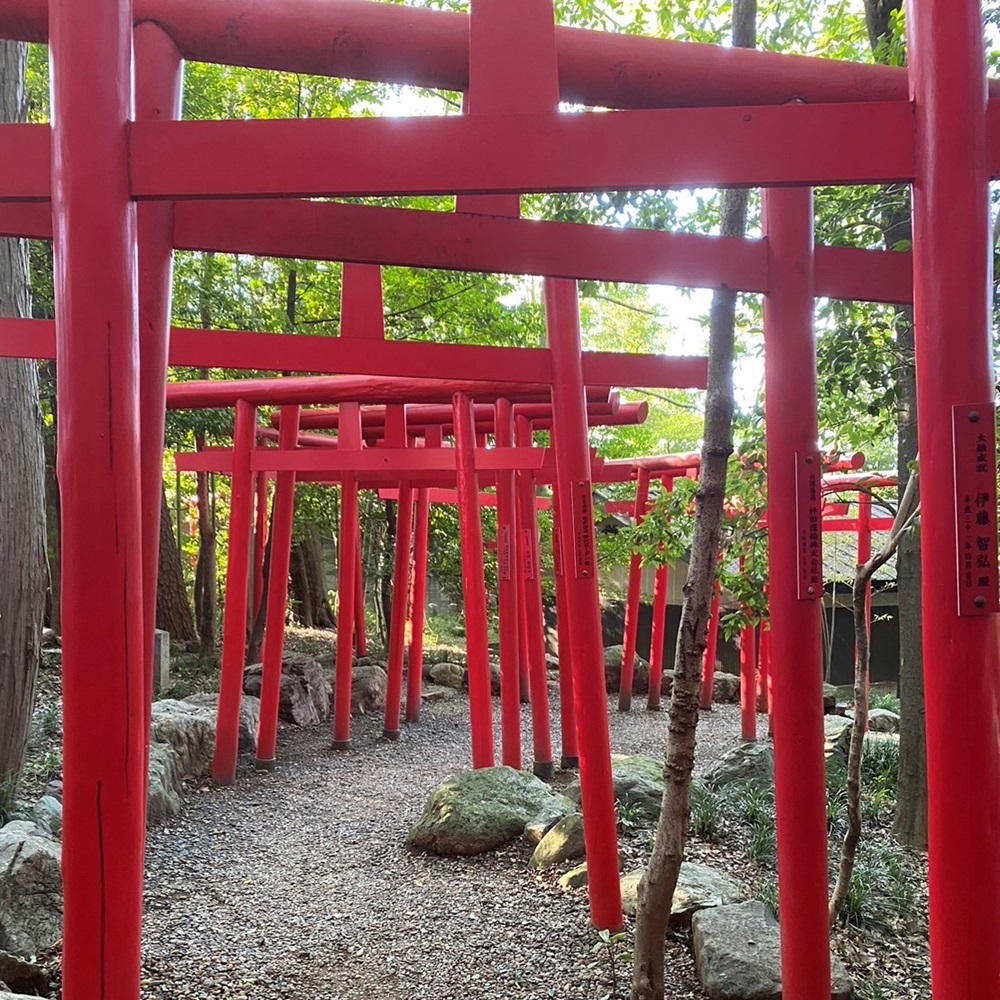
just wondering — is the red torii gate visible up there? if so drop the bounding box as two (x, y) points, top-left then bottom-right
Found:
(176, 391), (651, 778)
(0, 0), (997, 997)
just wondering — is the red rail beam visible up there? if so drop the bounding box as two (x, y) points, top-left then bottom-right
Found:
(0, 318), (707, 388)
(0, 197), (914, 304)
(128, 104), (916, 201)
(0, 0), (928, 110)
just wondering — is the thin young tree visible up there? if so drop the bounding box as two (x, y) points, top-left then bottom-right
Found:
(829, 474), (919, 924)
(629, 4), (756, 996)
(0, 39), (47, 788)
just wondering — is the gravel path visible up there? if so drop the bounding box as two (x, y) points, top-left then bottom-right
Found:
(141, 695), (752, 1000)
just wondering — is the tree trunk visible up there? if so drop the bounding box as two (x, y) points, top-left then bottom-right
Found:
(381, 499), (396, 639)
(43, 404), (60, 633)
(289, 540), (314, 627)
(246, 511), (273, 664)
(305, 523), (334, 628)
(862, 0), (927, 849)
(893, 312), (927, 847)
(156, 486), (197, 643)
(0, 39), (47, 788)
(193, 431), (218, 658)
(630, 8), (755, 995)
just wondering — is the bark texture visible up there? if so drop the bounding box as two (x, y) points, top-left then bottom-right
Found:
(290, 522), (334, 629)
(156, 486), (197, 642)
(0, 39), (47, 787)
(629, 6), (755, 996)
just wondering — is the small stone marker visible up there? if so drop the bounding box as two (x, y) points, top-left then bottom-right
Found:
(153, 629), (170, 692)
(692, 901), (853, 1000)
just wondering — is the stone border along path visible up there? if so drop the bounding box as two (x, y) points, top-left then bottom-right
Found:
(140, 698), (755, 1000)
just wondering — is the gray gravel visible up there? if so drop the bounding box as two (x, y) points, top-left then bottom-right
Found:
(140, 695), (751, 999)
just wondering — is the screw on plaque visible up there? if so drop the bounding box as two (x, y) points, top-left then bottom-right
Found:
(975, 595), (987, 608)
(805, 455), (814, 464)
(806, 586), (816, 596)
(969, 411), (981, 423)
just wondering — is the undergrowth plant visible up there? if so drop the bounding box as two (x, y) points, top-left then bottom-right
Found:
(589, 928), (632, 1000)
(689, 782), (723, 842)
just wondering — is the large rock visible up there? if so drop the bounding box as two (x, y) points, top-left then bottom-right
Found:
(150, 694), (261, 779)
(349, 662), (388, 715)
(408, 767), (576, 856)
(530, 814), (586, 869)
(242, 655), (330, 726)
(834, 725), (900, 758)
(712, 672), (740, 704)
(428, 661), (465, 690)
(703, 743), (774, 791)
(147, 741), (184, 824)
(0, 822), (62, 957)
(621, 862), (749, 925)
(823, 683), (838, 713)
(602, 645), (651, 694)
(865, 708), (900, 734)
(31, 797), (61, 838)
(692, 901), (853, 999)
(0, 951), (49, 995)
(824, 715), (853, 746)
(565, 754), (665, 823)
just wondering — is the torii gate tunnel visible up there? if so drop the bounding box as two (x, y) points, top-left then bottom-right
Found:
(0, 0), (999, 997)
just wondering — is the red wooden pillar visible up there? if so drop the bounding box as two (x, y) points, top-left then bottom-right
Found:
(453, 392), (495, 768)
(212, 400), (258, 784)
(516, 414), (554, 777)
(762, 187), (830, 998)
(252, 471), (268, 620)
(699, 582), (722, 710)
(51, 0), (144, 992)
(646, 564), (670, 711)
(405, 487), (430, 723)
(384, 484), (415, 739)
(756, 616), (771, 714)
(907, 2), (1000, 993)
(495, 398), (523, 768)
(255, 406), (300, 768)
(619, 468), (651, 711)
(354, 534), (368, 658)
(546, 279), (622, 931)
(135, 22), (183, 733)
(333, 402), (362, 750)
(551, 476), (579, 769)
(739, 625), (757, 741)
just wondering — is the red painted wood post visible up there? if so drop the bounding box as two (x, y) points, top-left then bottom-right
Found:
(740, 624), (757, 741)
(756, 616), (771, 714)
(550, 475), (579, 769)
(333, 402), (362, 750)
(762, 186), (830, 998)
(907, 2), (1000, 993)
(384, 483), (415, 739)
(213, 399), (258, 784)
(619, 468), (651, 711)
(252, 471), (268, 620)
(495, 398), (523, 768)
(516, 413), (554, 777)
(699, 582), (722, 710)
(354, 533), (368, 657)
(255, 405), (300, 768)
(646, 564), (670, 711)
(453, 392), (495, 768)
(405, 487), (430, 723)
(51, 0), (144, 992)
(856, 489), (872, 728)
(135, 22), (183, 731)
(546, 279), (622, 931)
